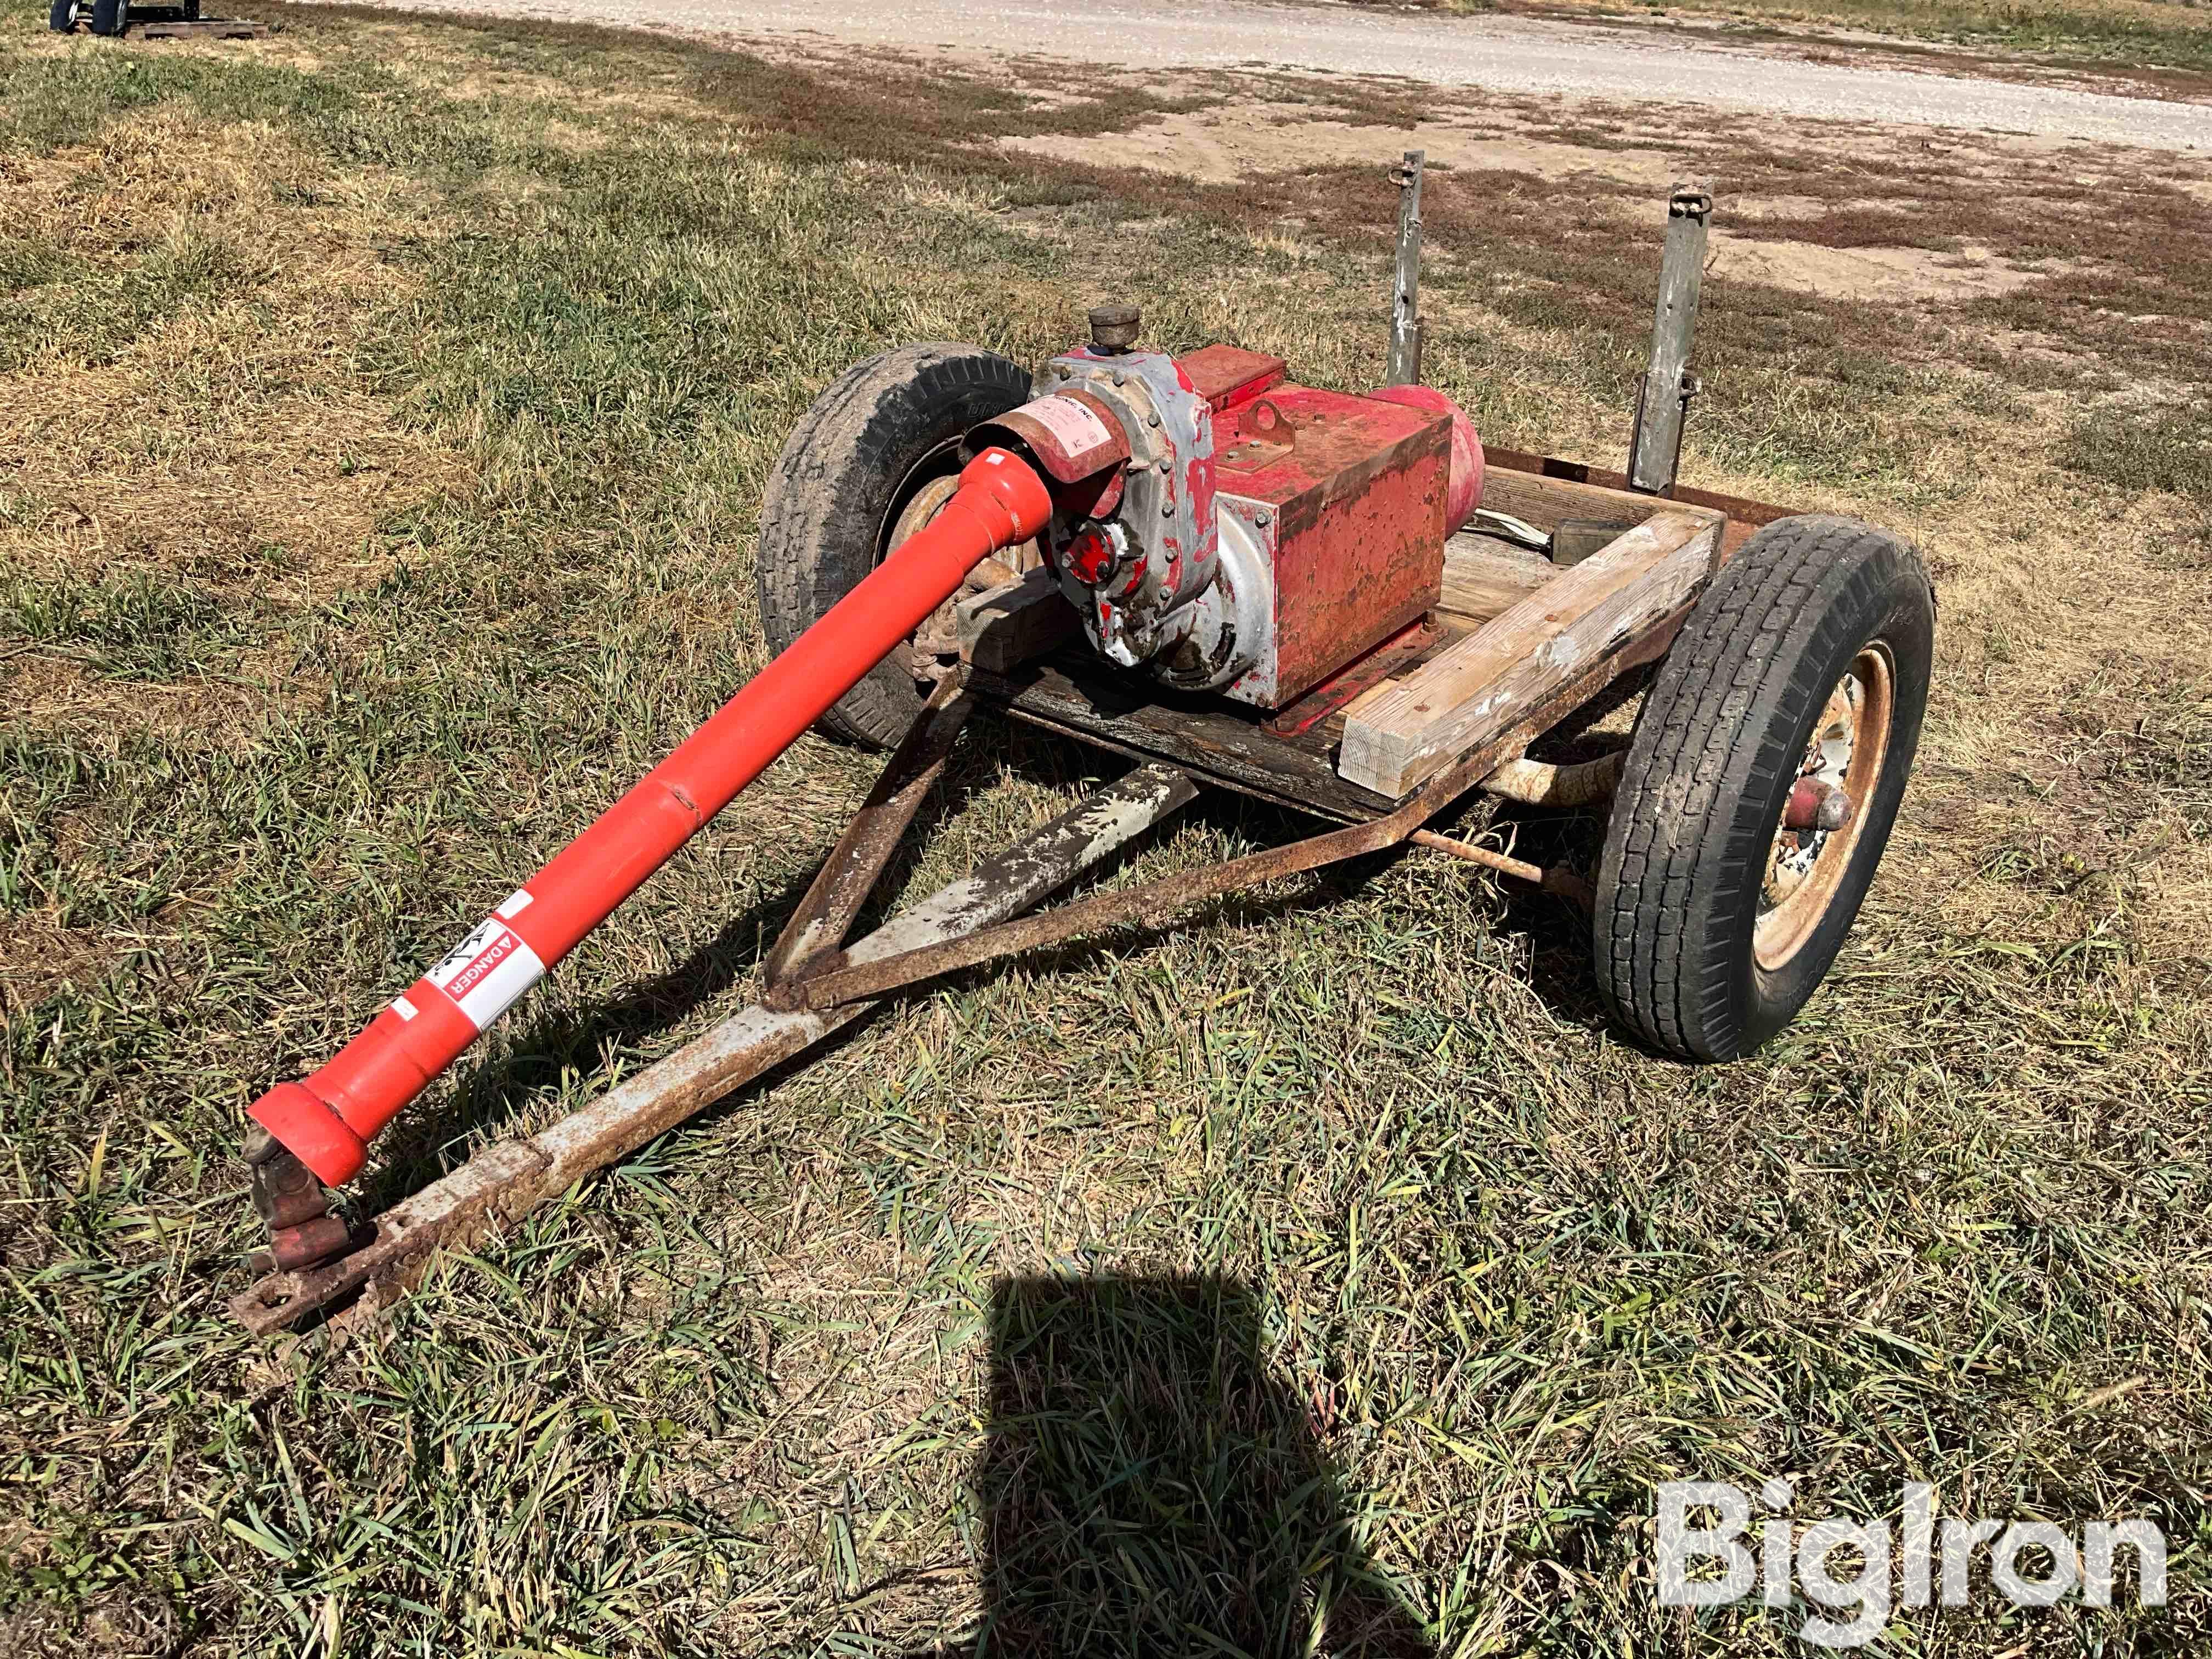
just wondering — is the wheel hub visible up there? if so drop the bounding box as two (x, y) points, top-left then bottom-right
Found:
(886, 470), (1038, 673)
(1754, 642), (1895, 971)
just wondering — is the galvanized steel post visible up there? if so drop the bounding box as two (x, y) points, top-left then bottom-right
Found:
(1627, 184), (1713, 494)
(1386, 150), (1425, 386)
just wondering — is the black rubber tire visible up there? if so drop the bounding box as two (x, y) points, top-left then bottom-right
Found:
(755, 343), (1033, 749)
(1592, 514), (1934, 1062)
(49, 0), (78, 31)
(89, 0), (125, 32)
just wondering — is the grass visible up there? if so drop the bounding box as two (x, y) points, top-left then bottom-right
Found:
(1470, 0), (2212, 80)
(2, 3), (2211, 1655)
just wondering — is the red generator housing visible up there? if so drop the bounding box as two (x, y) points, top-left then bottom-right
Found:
(1181, 346), (1450, 709)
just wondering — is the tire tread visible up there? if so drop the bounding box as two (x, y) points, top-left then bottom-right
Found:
(1593, 515), (1932, 1060)
(755, 343), (1030, 748)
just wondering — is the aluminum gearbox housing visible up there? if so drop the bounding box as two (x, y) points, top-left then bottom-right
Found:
(977, 340), (1462, 712)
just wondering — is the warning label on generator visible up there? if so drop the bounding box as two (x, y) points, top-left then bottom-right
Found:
(430, 915), (546, 1031)
(1017, 394), (1117, 461)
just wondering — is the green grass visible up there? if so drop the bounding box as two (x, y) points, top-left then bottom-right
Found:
(3, 4), (2211, 1655)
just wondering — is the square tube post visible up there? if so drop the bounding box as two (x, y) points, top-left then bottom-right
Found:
(1627, 185), (1714, 495)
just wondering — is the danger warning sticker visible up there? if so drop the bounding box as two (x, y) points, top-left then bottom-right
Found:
(429, 915), (546, 1031)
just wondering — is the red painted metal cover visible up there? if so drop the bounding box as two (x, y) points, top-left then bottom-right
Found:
(1213, 383), (1448, 707)
(1177, 343), (1288, 412)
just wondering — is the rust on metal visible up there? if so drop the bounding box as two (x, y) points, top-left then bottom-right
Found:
(769, 761), (1199, 1005)
(975, 389), (1130, 484)
(761, 676), (972, 990)
(1214, 382), (1448, 707)
(1175, 343), (1288, 412)
(228, 1007), (860, 1339)
(250, 1147), (331, 1232)
(792, 633), (1662, 1013)
(248, 1215), (356, 1277)
(231, 459), (1720, 1341)
(1409, 829), (1592, 905)
(232, 602), (1686, 1339)
(974, 655), (1386, 823)
(1757, 648), (1890, 972)
(1263, 617), (1439, 737)
(1386, 150), (1425, 387)
(244, 1141), (353, 1276)
(232, 751), (1199, 1340)
(1480, 750), (1625, 809)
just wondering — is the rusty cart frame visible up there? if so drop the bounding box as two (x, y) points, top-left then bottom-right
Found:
(232, 176), (1808, 1345)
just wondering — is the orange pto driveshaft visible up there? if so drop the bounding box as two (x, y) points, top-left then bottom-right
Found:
(251, 448), (1054, 1186)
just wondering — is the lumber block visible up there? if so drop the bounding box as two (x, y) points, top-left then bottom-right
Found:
(1438, 532), (1555, 624)
(957, 567), (1078, 673)
(1477, 467), (1671, 535)
(1338, 508), (1720, 797)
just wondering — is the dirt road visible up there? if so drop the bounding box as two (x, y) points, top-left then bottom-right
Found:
(377, 0), (2209, 150)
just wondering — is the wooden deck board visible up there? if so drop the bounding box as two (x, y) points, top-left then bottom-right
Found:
(1339, 507), (1722, 796)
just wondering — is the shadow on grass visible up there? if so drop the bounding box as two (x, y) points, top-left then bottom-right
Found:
(909, 1274), (1435, 1658)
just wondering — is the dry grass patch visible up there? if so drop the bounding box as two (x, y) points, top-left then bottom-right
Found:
(3, 6), (2210, 1657)
(1447, 0), (2212, 86)
(0, 96), (472, 775)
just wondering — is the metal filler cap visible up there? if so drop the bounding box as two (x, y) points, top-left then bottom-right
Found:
(1087, 302), (1141, 354)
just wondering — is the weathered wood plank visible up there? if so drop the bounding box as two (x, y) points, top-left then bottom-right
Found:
(1339, 508), (1721, 797)
(1483, 448), (1796, 524)
(1483, 451), (1795, 561)
(1477, 468), (1674, 537)
(1439, 532), (1554, 624)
